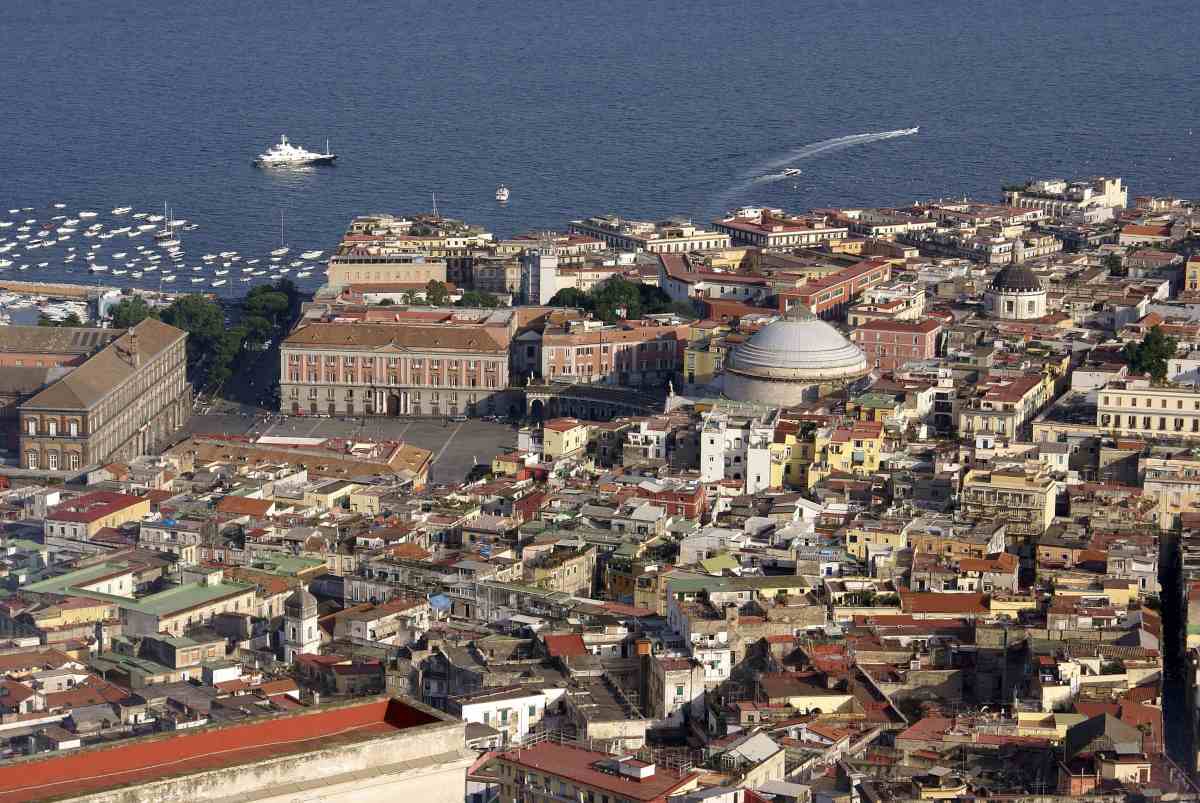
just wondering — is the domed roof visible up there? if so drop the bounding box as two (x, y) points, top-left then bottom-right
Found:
(989, 263), (1043, 293)
(727, 307), (867, 380)
(285, 587), (318, 617)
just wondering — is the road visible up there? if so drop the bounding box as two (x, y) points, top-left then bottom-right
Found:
(184, 413), (518, 485)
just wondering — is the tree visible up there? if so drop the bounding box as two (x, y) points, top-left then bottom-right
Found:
(547, 287), (592, 310)
(1104, 252), (1126, 277)
(160, 294), (234, 388)
(424, 279), (450, 306)
(110, 295), (155, 328)
(457, 290), (500, 308)
(1124, 325), (1177, 382)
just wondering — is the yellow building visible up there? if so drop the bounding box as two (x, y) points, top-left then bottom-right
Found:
(810, 420), (884, 487)
(961, 467), (1057, 543)
(989, 593), (1040, 618)
(844, 518), (911, 561)
(542, 418), (589, 458)
(303, 480), (361, 511)
(1186, 255), (1200, 293)
(43, 491), (151, 547)
(768, 422), (818, 490)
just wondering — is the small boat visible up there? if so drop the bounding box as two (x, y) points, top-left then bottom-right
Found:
(132, 212), (148, 219)
(131, 271), (143, 278)
(52, 203), (66, 209)
(78, 211), (98, 219)
(300, 250), (323, 259)
(0, 222), (11, 228)
(190, 277), (204, 283)
(782, 168), (803, 177)
(112, 269), (127, 276)
(212, 279), (227, 287)
(495, 184), (510, 202)
(162, 274), (176, 282)
(202, 253), (217, 261)
(147, 214), (164, 223)
(240, 276), (252, 282)
(112, 207), (132, 215)
(270, 247), (289, 257)
(296, 270), (312, 278)
(241, 266), (254, 273)
(112, 251), (126, 259)
(90, 265), (109, 272)
(137, 223), (156, 232)
(36, 261), (48, 267)
(214, 269), (229, 276)
(219, 250), (237, 258)
(159, 239), (181, 248)
(246, 258), (259, 265)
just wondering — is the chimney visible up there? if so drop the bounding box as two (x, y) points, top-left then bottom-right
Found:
(128, 331), (141, 368)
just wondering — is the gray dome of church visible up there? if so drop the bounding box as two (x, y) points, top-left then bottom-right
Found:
(989, 263), (1043, 293)
(724, 307), (868, 406)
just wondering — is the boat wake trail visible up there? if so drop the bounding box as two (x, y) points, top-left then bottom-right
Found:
(712, 127), (919, 210)
(747, 127), (919, 176)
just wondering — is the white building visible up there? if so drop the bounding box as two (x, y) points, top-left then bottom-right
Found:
(520, 248), (559, 306)
(699, 412), (774, 494)
(282, 588), (321, 663)
(983, 261), (1047, 320)
(448, 685), (562, 747)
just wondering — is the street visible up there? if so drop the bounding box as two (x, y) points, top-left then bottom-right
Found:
(184, 413), (518, 485)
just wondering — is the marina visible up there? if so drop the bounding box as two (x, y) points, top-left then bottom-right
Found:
(0, 202), (329, 296)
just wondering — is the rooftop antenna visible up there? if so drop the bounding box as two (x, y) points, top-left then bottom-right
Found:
(431, 193), (440, 220)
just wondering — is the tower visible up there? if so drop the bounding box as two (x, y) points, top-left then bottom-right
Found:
(282, 587), (320, 663)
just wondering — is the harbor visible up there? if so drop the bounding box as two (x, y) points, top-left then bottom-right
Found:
(0, 202), (328, 298)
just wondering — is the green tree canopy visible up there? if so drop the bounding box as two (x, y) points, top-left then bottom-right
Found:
(1124, 325), (1177, 382)
(456, 290), (500, 308)
(110, 295), (155, 328)
(424, 279), (450, 306)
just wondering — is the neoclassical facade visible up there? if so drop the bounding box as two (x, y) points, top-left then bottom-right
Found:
(280, 321), (516, 418)
(18, 318), (190, 472)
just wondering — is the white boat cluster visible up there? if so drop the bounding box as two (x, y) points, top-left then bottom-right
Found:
(0, 202), (327, 292)
(0, 291), (89, 325)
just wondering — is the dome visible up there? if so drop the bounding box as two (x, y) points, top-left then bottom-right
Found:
(989, 263), (1042, 293)
(727, 308), (868, 380)
(285, 587), (318, 618)
(724, 307), (868, 406)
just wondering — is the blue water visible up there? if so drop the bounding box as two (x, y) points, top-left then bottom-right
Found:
(1, 0), (1198, 293)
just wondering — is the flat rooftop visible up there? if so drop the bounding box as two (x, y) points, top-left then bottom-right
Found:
(0, 697), (442, 803)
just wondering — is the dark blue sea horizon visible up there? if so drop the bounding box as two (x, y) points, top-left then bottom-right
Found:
(1, 0), (1197, 293)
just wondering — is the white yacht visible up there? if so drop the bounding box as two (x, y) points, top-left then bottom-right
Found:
(78, 211), (98, 219)
(112, 206), (132, 215)
(212, 279), (227, 287)
(254, 134), (336, 167)
(300, 250), (323, 259)
(495, 184), (510, 202)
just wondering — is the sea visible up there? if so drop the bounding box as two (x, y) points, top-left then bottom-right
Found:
(1, 0), (1198, 295)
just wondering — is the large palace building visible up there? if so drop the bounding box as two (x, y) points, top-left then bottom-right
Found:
(280, 307), (517, 418)
(13, 318), (190, 472)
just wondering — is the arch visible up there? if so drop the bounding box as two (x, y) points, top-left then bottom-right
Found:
(387, 393), (401, 417)
(529, 399), (545, 421)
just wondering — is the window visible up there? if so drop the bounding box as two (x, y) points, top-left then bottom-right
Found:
(26, 451), (38, 470)
(26, 419), (36, 436)
(47, 420), (57, 436)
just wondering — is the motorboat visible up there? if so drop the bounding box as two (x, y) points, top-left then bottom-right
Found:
(495, 184), (510, 202)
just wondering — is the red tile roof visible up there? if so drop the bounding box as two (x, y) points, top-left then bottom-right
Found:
(0, 698), (437, 803)
(542, 633), (587, 658)
(46, 492), (145, 524)
(496, 741), (698, 802)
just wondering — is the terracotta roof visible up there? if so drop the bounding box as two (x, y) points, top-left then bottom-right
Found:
(542, 633), (587, 658)
(900, 592), (989, 615)
(46, 491), (145, 524)
(215, 496), (274, 517)
(543, 417), (585, 433)
(23, 319), (185, 411)
(0, 697), (437, 803)
(283, 321), (507, 352)
(495, 741), (698, 802)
